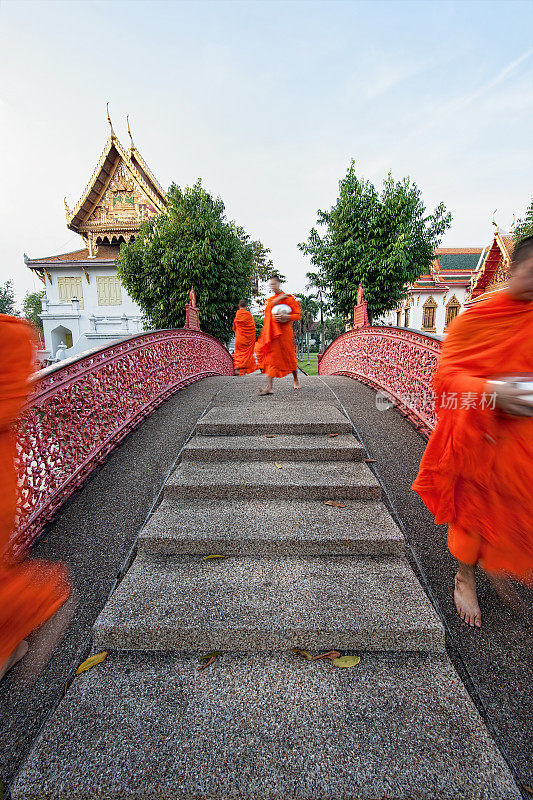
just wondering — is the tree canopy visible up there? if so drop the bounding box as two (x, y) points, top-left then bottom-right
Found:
(23, 290), (45, 331)
(298, 161), (452, 321)
(0, 281), (17, 316)
(117, 181), (256, 343)
(514, 197), (533, 244)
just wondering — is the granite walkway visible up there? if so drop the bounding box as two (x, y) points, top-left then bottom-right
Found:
(9, 375), (524, 798)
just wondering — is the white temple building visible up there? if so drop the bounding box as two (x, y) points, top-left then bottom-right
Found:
(25, 113), (166, 362)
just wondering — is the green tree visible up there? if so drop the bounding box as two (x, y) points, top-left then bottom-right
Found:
(0, 281), (18, 315)
(514, 198), (533, 244)
(324, 315), (345, 344)
(22, 289), (45, 331)
(117, 181), (255, 343)
(305, 271), (328, 351)
(295, 293), (319, 364)
(298, 161), (452, 321)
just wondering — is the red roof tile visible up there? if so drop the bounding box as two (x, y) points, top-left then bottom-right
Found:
(28, 245), (121, 263)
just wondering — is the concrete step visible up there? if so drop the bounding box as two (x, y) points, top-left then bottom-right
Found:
(138, 498), (404, 556)
(11, 651), (521, 800)
(182, 432), (364, 462)
(196, 402), (352, 435)
(165, 460), (381, 501)
(93, 554), (444, 653)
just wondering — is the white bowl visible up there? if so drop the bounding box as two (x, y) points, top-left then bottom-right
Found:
(272, 303), (292, 318)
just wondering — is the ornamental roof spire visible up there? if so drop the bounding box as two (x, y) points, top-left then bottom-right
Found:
(106, 102), (117, 140)
(127, 114), (135, 151)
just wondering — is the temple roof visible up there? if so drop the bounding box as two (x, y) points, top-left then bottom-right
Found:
(65, 125), (166, 243)
(467, 231), (514, 303)
(409, 247), (483, 293)
(25, 245), (120, 267)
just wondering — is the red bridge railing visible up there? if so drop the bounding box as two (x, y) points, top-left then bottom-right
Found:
(318, 326), (443, 438)
(13, 329), (233, 557)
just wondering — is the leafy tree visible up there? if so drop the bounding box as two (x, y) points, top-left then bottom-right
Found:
(0, 281), (18, 315)
(253, 314), (264, 338)
(514, 198), (533, 244)
(324, 315), (345, 344)
(295, 293), (319, 363)
(117, 181), (255, 343)
(305, 271), (328, 351)
(298, 161), (452, 322)
(22, 289), (45, 331)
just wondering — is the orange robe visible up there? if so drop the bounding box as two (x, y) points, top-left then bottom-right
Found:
(0, 315), (70, 665)
(257, 293), (301, 378)
(412, 292), (533, 583)
(232, 308), (257, 376)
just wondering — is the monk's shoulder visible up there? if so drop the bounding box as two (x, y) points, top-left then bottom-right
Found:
(0, 315), (36, 362)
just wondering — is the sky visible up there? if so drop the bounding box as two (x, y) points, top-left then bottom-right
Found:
(1, 0), (532, 306)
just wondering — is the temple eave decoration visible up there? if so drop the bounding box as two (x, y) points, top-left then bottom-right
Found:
(64, 112), (166, 257)
(466, 230), (514, 304)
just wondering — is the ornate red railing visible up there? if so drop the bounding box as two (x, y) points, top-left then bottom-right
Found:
(13, 329), (233, 557)
(318, 327), (443, 438)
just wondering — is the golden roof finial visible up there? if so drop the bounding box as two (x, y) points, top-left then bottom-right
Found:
(510, 214), (515, 232)
(64, 197), (72, 219)
(107, 102), (116, 140)
(127, 114), (135, 151)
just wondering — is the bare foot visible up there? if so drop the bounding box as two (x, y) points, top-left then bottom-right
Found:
(454, 565), (481, 627)
(0, 639), (29, 683)
(259, 389), (273, 396)
(293, 381), (301, 390)
(487, 574), (527, 612)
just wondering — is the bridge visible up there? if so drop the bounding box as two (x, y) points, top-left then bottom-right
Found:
(2, 327), (530, 799)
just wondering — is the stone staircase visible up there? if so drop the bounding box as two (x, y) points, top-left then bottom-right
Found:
(11, 376), (521, 799)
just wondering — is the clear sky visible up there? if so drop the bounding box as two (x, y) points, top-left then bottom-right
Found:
(1, 0), (532, 305)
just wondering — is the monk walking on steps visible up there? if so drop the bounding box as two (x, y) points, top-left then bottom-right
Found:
(232, 300), (258, 376)
(413, 236), (533, 628)
(0, 315), (71, 683)
(257, 274), (302, 395)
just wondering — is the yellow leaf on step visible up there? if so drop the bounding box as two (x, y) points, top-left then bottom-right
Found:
(275, 462), (282, 468)
(75, 651), (108, 675)
(203, 554), (226, 561)
(329, 433), (339, 438)
(199, 651), (222, 661)
(324, 500), (346, 508)
(292, 648), (313, 661)
(198, 656), (217, 671)
(311, 650), (341, 661)
(331, 655), (360, 668)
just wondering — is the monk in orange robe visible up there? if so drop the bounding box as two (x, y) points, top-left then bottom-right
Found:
(232, 300), (257, 376)
(412, 236), (533, 627)
(257, 275), (302, 395)
(0, 315), (71, 682)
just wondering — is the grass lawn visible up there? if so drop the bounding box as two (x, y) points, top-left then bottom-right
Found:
(297, 353), (319, 375)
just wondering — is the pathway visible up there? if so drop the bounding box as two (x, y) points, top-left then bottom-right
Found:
(11, 375), (522, 799)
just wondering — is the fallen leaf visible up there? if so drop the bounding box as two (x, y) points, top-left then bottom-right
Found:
(63, 681), (69, 697)
(324, 500), (346, 508)
(292, 648), (313, 661)
(265, 435), (276, 438)
(198, 656), (216, 671)
(274, 462), (282, 469)
(75, 651), (108, 675)
(522, 786), (533, 796)
(311, 650), (341, 661)
(364, 458), (377, 463)
(203, 554), (226, 561)
(331, 655), (360, 668)
(328, 433), (339, 438)
(198, 651), (222, 661)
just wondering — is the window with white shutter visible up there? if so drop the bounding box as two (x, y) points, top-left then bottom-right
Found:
(96, 276), (122, 306)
